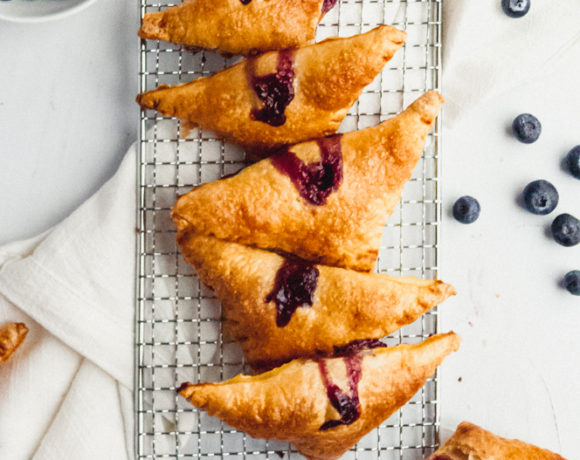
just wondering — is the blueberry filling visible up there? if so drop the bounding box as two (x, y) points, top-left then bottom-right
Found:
(240, 0), (252, 4)
(265, 258), (319, 327)
(321, 0), (338, 15)
(270, 135), (343, 205)
(247, 50), (296, 126)
(319, 354), (363, 430)
(333, 339), (387, 356)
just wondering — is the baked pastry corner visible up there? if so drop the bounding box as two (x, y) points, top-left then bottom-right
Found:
(428, 421), (566, 460)
(0, 322), (28, 364)
(139, 0), (330, 56)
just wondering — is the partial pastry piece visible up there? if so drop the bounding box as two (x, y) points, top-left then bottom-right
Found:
(179, 332), (460, 460)
(0, 322), (28, 364)
(137, 26), (406, 155)
(139, 0), (337, 56)
(172, 91), (443, 272)
(178, 233), (455, 371)
(428, 421), (565, 460)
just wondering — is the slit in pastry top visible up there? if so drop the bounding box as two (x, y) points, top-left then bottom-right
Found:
(270, 134), (343, 205)
(247, 50), (296, 127)
(265, 257), (319, 327)
(318, 354), (362, 430)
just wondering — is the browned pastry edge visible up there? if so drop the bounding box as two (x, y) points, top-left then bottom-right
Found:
(428, 421), (566, 460)
(0, 322), (28, 364)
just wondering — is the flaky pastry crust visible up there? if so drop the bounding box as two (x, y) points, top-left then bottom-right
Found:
(178, 233), (455, 371)
(137, 26), (406, 154)
(0, 322), (28, 364)
(428, 421), (565, 460)
(172, 91), (444, 272)
(139, 0), (328, 56)
(180, 332), (461, 460)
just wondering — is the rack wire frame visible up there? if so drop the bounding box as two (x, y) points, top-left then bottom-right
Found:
(135, 1), (443, 458)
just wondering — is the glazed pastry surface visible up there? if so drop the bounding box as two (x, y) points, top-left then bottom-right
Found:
(178, 233), (455, 371)
(180, 332), (461, 460)
(137, 26), (406, 155)
(0, 322), (28, 364)
(139, 0), (331, 56)
(428, 421), (566, 460)
(172, 91), (444, 272)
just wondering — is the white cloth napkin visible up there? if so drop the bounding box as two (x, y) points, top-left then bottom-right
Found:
(0, 148), (136, 460)
(1, 1), (579, 459)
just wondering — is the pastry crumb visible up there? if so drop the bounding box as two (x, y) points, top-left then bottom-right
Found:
(0, 322), (28, 364)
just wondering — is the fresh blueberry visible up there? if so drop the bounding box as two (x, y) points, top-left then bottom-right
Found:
(501, 0), (531, 18)
(453, 196), (480, 224)
(512, 114), (541, 144)
(566, 146), (580, 180)
(551, 213), (580, 247)
(564, 271), (580, 296)
(522, 180), (558, 215)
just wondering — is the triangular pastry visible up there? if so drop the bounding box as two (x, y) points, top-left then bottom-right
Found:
(428, 421), (565, 460)
(137, 26), (406, 155)
(179, 332), (461, 460)
(139, 0), (336, 56)
(172, 91), (444, 272)
(0, 322), (28, 364)
(178, 233), (455, 371)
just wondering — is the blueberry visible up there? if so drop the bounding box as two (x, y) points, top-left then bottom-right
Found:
(522, 180), (558, 215)
(512, 113), (541, 143)
(566, 146), (580, 179)
(564, 271), (580, 296)
(551, 213), (580, 247)
(501, 0), (530, 18)
(453, 196), (480, 224)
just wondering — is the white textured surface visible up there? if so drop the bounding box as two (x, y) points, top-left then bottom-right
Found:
(0, 0), (139, 244)
(440, 2), (580, 457)
(0, 0), (579, 459)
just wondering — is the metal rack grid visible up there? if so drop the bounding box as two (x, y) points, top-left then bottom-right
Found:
(136, 0), (442, 458)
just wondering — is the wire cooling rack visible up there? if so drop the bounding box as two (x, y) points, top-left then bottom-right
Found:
(136, 1), (442, 458)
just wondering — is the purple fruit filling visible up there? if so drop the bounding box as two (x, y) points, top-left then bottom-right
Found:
(321, 0), (338, 15)
(333, 338), (387, 356)
(247, 50), (295, 126)
(176, 382), (191, 393)
(319, 354), (363, 430)
(265, 258), (319, 327)
(270, 134), (343, 205)
(240, 0), (252, 4)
